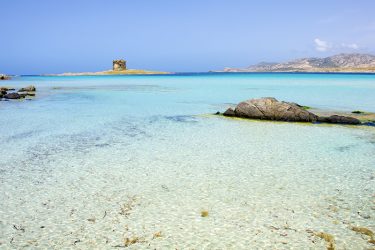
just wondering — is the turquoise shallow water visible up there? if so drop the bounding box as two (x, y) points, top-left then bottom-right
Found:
(0, 73), (375, 249)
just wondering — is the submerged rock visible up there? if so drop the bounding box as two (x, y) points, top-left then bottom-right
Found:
(362, 121), (375, 127)
(18, 85), (36, 92)
(234, 97), (318, 122)
(4, 92), (23, 99)
(18, 92), (36, 98)
(201, 210), (209, 217)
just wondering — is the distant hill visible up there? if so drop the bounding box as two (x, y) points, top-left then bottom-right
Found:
(221, 53), (375, 73)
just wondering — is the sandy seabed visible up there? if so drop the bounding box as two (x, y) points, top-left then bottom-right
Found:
(1, 117), (374, 249)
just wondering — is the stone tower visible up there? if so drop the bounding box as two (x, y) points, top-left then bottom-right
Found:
(113, 59), (127, 71)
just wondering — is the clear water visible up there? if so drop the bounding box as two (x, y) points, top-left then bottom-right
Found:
(0, 73), (374, 249)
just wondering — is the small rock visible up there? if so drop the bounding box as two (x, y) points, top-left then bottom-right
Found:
(4, 93), (23, 99)
(223, 107), (236, 117)
(0, 87), (15, 91)
(318, 115), (361, 125)
(351, 110), (365, 114)
(18, 92), (35, 97)
(153, 231), (162, 239)
(201, 210), (209, 217)
(363, 121), (375, 127)
(18, 85), (36, 92)
(87, 218), (96, 223)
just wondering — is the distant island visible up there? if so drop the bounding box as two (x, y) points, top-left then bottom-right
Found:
(48, 59), (169, 76)
(217, 53), (375, 73)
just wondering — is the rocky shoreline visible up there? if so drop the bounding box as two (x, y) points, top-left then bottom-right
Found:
(0, 74), (11, 80)
(219, 97), (375, 126)
(0, 85), (36, 100)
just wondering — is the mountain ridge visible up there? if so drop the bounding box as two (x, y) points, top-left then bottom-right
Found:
(221, 53), (375, 73)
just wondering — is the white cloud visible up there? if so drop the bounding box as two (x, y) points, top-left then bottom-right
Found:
(341, 43), (359, 49)
(314, 39), (360, 52)
(314, 38), (331, 52)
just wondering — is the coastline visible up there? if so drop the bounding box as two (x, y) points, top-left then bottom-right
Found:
(214, 68), (375, 73)
(45, 69), (170, 76)
(6, 71), (375, 78)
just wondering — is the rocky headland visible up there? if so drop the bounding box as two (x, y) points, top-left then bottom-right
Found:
(218, 53), (375, 73)
(219, 97), (375, 126)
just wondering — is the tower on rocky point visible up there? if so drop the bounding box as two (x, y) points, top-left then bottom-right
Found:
(113, 59), (127, 71)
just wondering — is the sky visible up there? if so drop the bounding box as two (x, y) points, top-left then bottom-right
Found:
(1, 0), (375, 74)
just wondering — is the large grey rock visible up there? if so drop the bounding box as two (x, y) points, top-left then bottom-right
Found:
(317, 115), (361, 125)
(234, 97), (318, 122)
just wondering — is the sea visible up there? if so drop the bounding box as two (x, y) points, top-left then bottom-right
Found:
(0, 73), (374, 249)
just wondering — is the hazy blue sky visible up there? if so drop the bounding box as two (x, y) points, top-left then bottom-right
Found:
(1, 0), (375, 74)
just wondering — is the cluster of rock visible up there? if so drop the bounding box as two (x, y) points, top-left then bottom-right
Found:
(221, 97), (362, 125)
(0, 74), (10, 80)
(0, 85), (36, 100)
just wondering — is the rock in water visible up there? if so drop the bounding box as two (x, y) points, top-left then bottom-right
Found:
(234, 97), (318, 122)
(224, 97), (363, 125)
(18, 92), (36, 98)
(317, 115), (361, 125)
(223, 107), (236, 117)
(0, 74), (10, 80)
(4, 93), (23, 99)
(0, 87), (15, 91)
(18, 85), (36, 92)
